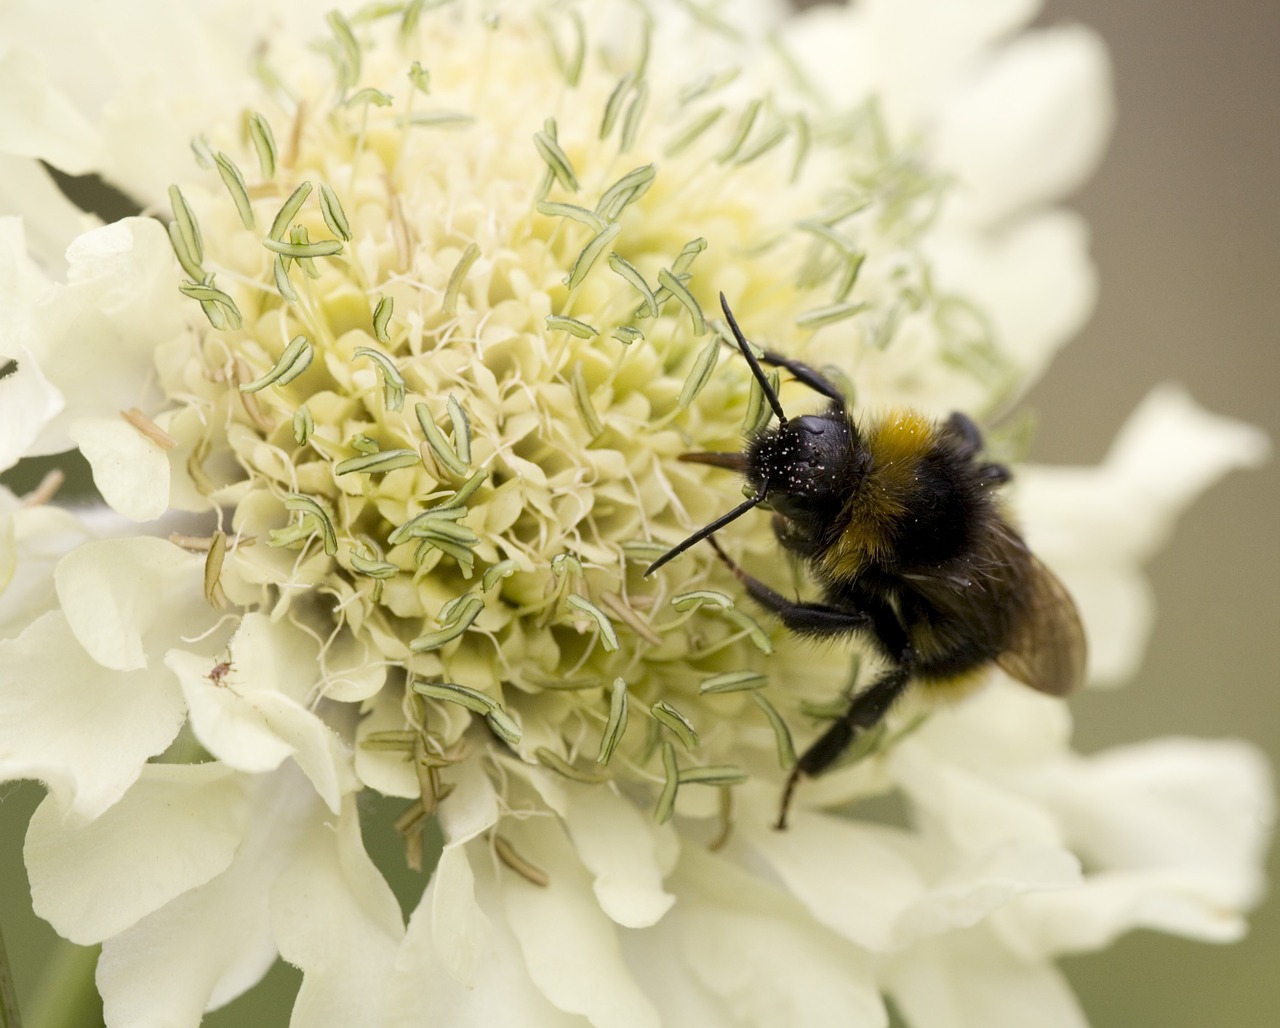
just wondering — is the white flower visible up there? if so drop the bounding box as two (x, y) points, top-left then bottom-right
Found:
(0, 2), (1270, 1026)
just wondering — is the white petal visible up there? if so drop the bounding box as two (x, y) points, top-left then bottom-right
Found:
(615, 919), (737, 1028)
(0, 342), (63, 473)
(781, 0), (1042, 129)
(676, 845), (885, 1028)
(168, 629), (356, 813)
(168, 648), (294, 773)
(0, 2), (304, 200)
(0, 216), (66, 466)
(928, 209), (1097, 386)
(391, 854), (582, 1027)
(1000, 737), (1274, 955)
(353, 685), (420, 799)
(0, 42), (102, 172)
(68, 415), (171, 521)
(432, 759), (501, 986)
(563, 782), (676, 928)
(744, 796), (926, 952)
(25, 763), (247, 944)
(271, 797), (405, 1028)
(1093, 384), (1270, 556)
(998, 868), (1250, 960)
(1053, 738), (1272, 892)
(0, 610), (185, 822)
(500, 817), (661, 1028)
(890, 738), (1064, 854)
(1018, 386), (1269, 683)
(935, 26), (1114, 226)
(96, 768), (323, 1025)
(27, 218), (190, 457)
(0, 500), (93, 640)
(1056, 563), (1152, 684)
(0, 161), (96, 273)
(892, 843), (1080, 947)
(909, 678), (1073, 771)
(886, 929), (1088, 1028)
(55, 536), (204, 671)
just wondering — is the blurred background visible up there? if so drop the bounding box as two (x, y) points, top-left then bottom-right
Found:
(1030, 1), (1279, 1024)
(2, 0), (1277, 1024)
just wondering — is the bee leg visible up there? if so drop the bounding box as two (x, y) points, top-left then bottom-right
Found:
(944, 412), (1010, 485)
(756, 350), (846, 407)
(943, 411), (985, 456)
(707, 537), (872, 636)
(775, 663), (914, 830)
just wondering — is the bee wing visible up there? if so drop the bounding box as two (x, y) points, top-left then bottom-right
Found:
(996, 554), (1086, 697)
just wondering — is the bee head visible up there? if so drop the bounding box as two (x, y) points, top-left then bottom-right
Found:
(645, 295), (860, 576)
(747, 412), (861, 523)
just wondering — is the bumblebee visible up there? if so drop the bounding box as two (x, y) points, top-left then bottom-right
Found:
(647, 294), (1086, 829)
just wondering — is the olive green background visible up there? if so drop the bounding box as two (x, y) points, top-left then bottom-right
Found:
(1030, 1), (1279, 1025)
(2, 0), (1277, 1024)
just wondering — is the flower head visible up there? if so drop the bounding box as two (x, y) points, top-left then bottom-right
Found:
(0, 1), (1270, 1026)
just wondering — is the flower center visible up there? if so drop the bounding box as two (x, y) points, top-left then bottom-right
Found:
(161, 5), (998, 836)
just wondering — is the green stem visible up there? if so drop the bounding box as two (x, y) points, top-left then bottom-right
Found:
(0, 918), (22, 1028)
(25, 941), (101, 1028)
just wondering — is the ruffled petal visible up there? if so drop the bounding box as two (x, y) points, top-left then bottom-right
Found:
(391, 853), (583, 1027)
(431, 757), (501, 986)
(271, 797), (405, 1028)
(68, 416), (171, 522)
(928, 209), (1097, 388)
(676, 846), (885, 1027)
(55, 536), (205, 671)
(96, 768), (321, 1024)
(997, 738), (1273, 954)
(886, 929), (1088, 1028)
(25, 763), (248, 944)
(743, 796), (926, 952)
(1019, 385), (1269, 683)
(168, 616), (357, 812)
(0, 610), (186, 822)
(562, 781), (676, 928)
(26, 218), (190, 457)
(934, 26), (1114, 226)
(0, 500), (93, 640)
(500, 816), (662, 1028)
(0, 161), (96, 272)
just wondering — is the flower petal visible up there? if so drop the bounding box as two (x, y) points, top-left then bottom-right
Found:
(1019, 385), (1269, 683)
(0, 610), (185, 822)
(392, 854), (583, 1027)
(563, 781), (676, 928)
(431, 758), (501, 986)
(676, 846), (885, 1027)
(0, 499), (93, 640)
(886, 929), (1089, 1028)
(928, 209), (1097, 388)
(500, 817), (662, 1028)
(168, 620), (357, 813)
(997, 737), (1273, 954)
(935, 26), (1114, 226)
(271, 797), (405, 1027)
(744, 795), (926, 952)
(55, 536), (204, 671)
(0, 162), (95, 273)
(25, 763), (247, 944)
(23, 218), (188, 456)
(68, 415), (171, 521)
(96, 768), (321, 1023)
(0, 43), (102, 172)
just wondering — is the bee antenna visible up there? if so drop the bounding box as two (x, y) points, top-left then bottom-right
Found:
(719, 292), (787, 425)
(644, 491), (765, 576)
